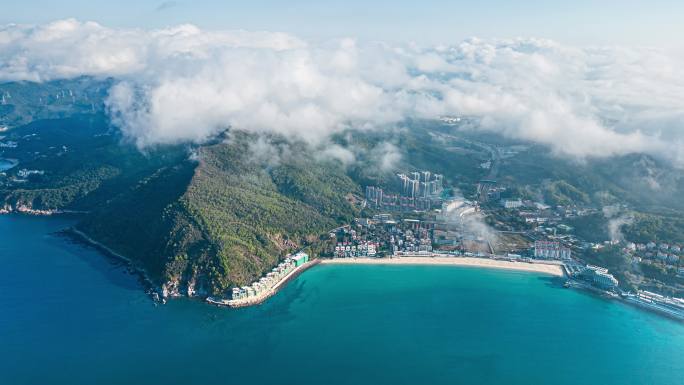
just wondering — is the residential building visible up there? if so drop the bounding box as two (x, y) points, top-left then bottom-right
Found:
(534, 241), (571, 260)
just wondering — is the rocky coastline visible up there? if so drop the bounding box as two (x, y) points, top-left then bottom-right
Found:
(64, 227), (165, 303)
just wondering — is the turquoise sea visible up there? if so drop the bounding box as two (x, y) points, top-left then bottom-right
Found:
(1, 215), (683, 385)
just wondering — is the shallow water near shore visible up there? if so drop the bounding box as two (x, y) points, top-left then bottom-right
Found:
(1, 215), (683, 385)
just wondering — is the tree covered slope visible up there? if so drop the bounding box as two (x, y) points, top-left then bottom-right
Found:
(77, 133), (359, 296)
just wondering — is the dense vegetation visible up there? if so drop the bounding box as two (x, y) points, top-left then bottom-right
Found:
(1, 106), (360, 295)
(170, 134), (358, 293)
(2, 77), (684, 297)
(0, 77), (110, 128)
(583, 245), (684, 296)
(76, 133), (360, 295)
(0, 114), (188, 211)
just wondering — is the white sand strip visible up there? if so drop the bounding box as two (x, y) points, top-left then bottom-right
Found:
(319, 256), (565, 277)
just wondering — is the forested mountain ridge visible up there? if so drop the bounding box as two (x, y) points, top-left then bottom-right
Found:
(0, 77), (363, 296)
(3, 78), (684, 298)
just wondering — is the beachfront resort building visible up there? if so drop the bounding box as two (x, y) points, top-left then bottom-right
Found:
(231, 253), (309, 300)
(581, 265), (619, 289)
(291, 252), (309, 267)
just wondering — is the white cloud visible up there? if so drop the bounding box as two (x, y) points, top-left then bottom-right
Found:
(1, 20), (684, 165)
(372, 142), (402, 172)
(316, 144), (357, 166)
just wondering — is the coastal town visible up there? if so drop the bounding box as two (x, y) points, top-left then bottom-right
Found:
(3, 115), (683, 320)
(207, 169), (684, 321)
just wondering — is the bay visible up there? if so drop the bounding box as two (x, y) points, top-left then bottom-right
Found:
(1, 215), (682, 385)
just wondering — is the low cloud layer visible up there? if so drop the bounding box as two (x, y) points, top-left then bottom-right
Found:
(1, 19), (683, 164)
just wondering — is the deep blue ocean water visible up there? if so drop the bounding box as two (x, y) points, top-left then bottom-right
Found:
(1, 215), (683, 385)
(0, 158), (17, 171)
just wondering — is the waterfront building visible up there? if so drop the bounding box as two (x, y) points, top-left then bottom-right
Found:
(230, 255), (300, 300)
(581, 265), (619, 289)
(291, 252), (309, 267)
(232, 287), (241, 299)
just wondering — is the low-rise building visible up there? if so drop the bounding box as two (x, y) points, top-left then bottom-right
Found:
(291, 252), (309, 267)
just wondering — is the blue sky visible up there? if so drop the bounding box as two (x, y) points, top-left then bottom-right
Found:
(2, 0), (683, 45)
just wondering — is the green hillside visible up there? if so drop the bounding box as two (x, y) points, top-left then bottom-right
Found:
(77, 133), (359, 296)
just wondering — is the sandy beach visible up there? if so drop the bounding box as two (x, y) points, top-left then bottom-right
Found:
(319, 256), (565, 277)
(210, 256), (564, 308)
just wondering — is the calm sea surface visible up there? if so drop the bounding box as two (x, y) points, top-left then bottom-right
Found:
(0, 158), (17, 171)
(1, 215), (683, 385)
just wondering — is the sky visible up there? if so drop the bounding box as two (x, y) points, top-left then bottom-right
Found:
(1, 2), (683, 169)
(2, 0), (684, 46)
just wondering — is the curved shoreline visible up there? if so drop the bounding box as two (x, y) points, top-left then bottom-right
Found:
(64, 226), (564, 308)
(319, 256), (566, 277)
(211, 256), (564, 308)
(208, 259), (320, 308)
